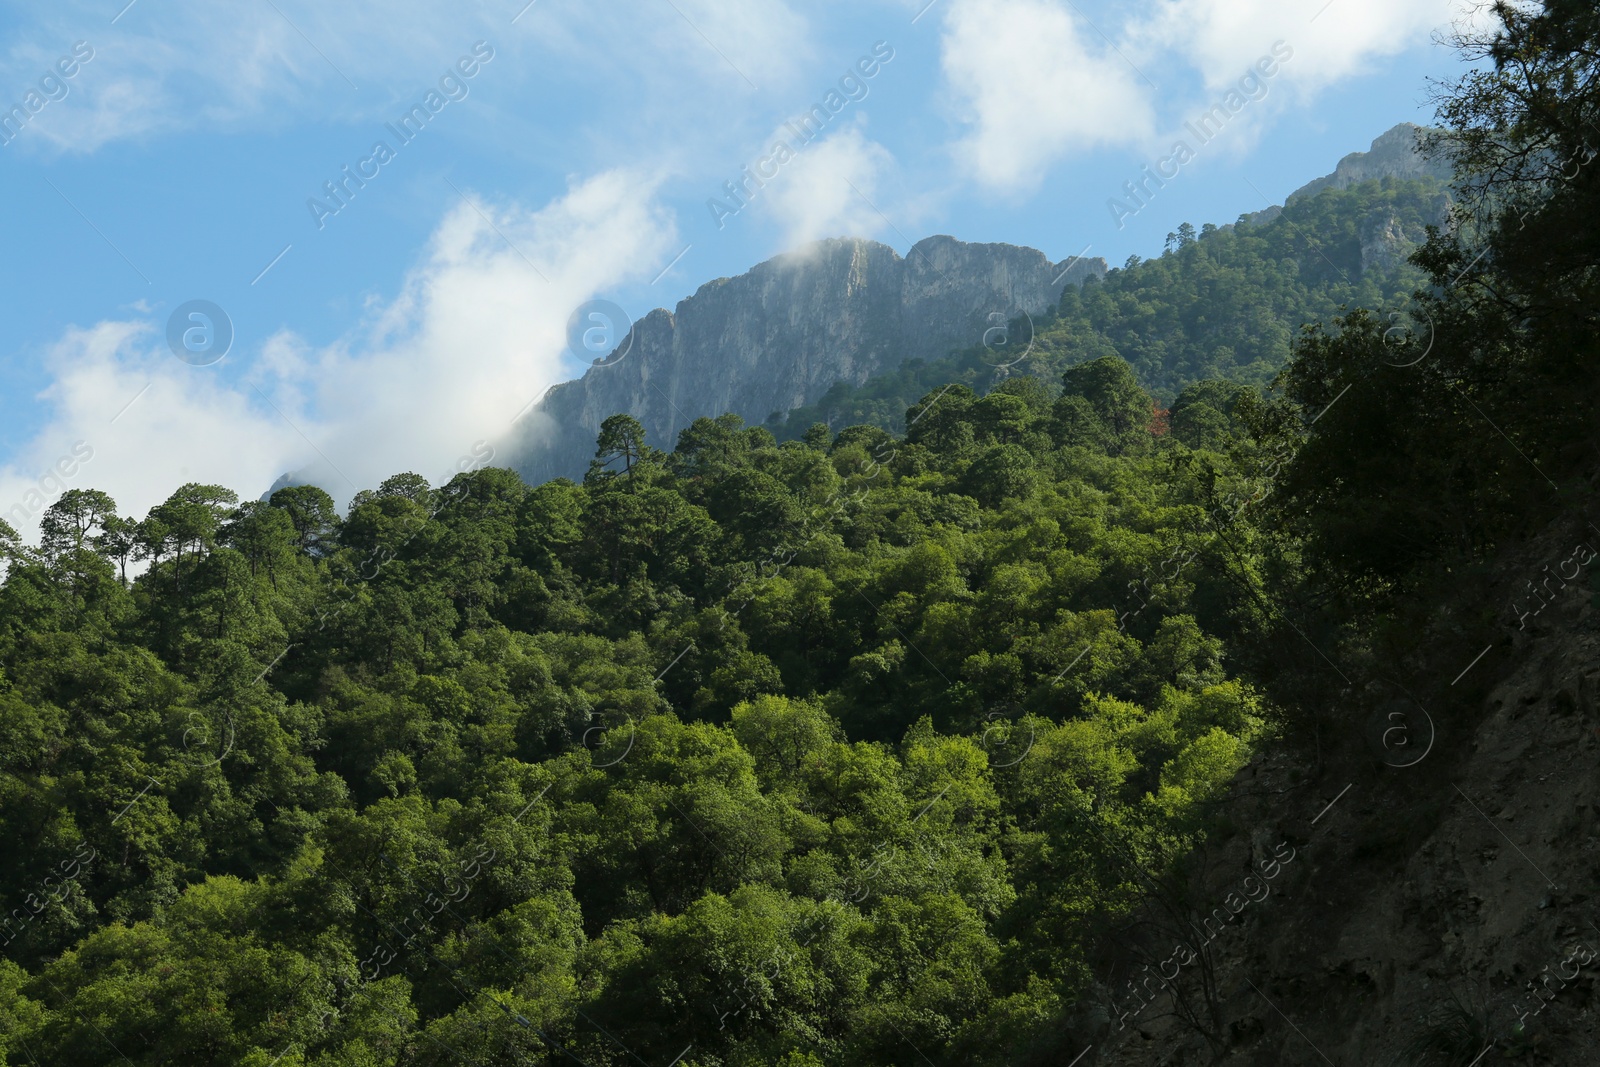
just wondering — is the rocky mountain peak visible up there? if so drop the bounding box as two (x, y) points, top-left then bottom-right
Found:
(1231, 122), (1455, 264)
(515, 235), (1106, 483)
(1287, 121), (1455, 203)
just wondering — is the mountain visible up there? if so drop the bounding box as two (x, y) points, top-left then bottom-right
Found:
(12, 23), (1600, 1057)
(765, 172), (1450, 440)
(513, 123), (1453, 487)
(1287, 121), (1455, 202)
(515, 236), (1105, 482)
(1237, 121), (1455, 230)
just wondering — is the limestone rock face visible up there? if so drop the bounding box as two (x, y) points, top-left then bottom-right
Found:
(516, 235), (1105, 483)
(1358, 209), (1423, 275)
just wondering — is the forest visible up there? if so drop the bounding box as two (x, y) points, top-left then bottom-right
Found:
(0, 356), (1286, 1065)
(2, 1), (1598, 1063)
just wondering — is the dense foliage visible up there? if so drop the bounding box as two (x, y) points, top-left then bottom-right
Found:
(0, 365), (1282, 1066)
(1263, 0), (1600, 628)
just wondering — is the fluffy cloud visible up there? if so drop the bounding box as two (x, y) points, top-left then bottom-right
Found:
(282, 168), (677, 495)
(936, 0), (1496, 192)
(1137, 0), (1492, 95)
(940, 0), (1158, 192)
(0, 320), (299, 541)
(758, 120), (900, 248)
(0, 168), (677, 539)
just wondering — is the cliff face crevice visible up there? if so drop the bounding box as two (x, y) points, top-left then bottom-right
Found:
(515, 235), (1105, 483)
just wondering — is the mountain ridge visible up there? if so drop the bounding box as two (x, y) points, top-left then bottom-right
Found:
(515, 235), (1106, 483)
(512, 121), (1450, 485)
(1237, 120), (1453, 229)
(1288, 121), (1453, 202)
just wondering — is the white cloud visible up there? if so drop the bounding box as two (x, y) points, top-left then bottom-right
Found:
(940, 0), (1157, 192)
(1137, 0), (1468, 95)
(0, 168), (677, 539)
(283, 168), (677, 496)
(759, 119), (899, 248)
(0, 321), (300, 541)
(934, 0), (1498, 193)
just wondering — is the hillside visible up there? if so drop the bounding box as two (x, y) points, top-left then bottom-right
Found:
(0, 361), (1282, 1066)
(1094, 509), (1600, 1064)
(1079, 6), (1600, 1051)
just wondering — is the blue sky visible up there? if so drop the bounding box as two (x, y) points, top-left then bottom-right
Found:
(0, 0), (1490, 535)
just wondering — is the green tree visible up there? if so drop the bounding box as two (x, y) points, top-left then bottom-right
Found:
(146, 483), (240, 589)
(1060, 356), (1153, 454)
(1050, 394), (1110, 450)
(377, 471), (434, 505)
(0, 516), (21, 566)
(38, 488), (118, 561)
(594, 413), (650, 477)
(93, 514), (139, 585)
(671, 413), (753, 482)
(221, 500), (297, 586)
(268, 484), (340, 555)
(802, 422), (833, 451)
(961, 444), (1038, 507)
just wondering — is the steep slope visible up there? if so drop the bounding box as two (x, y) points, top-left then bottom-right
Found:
(1238, 122), (1455, 229)
(1086, 513), (1600, 1065)
(1290, 123), (1458, 275)
(514, 236), (1104, 482)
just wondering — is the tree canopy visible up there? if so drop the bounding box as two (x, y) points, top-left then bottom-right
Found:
(0, 354), (1280, 1066)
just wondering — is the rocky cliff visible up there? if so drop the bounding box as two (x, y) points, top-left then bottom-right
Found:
(513, 236), (1105, 483)
(1224, 122), (1456, 280)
